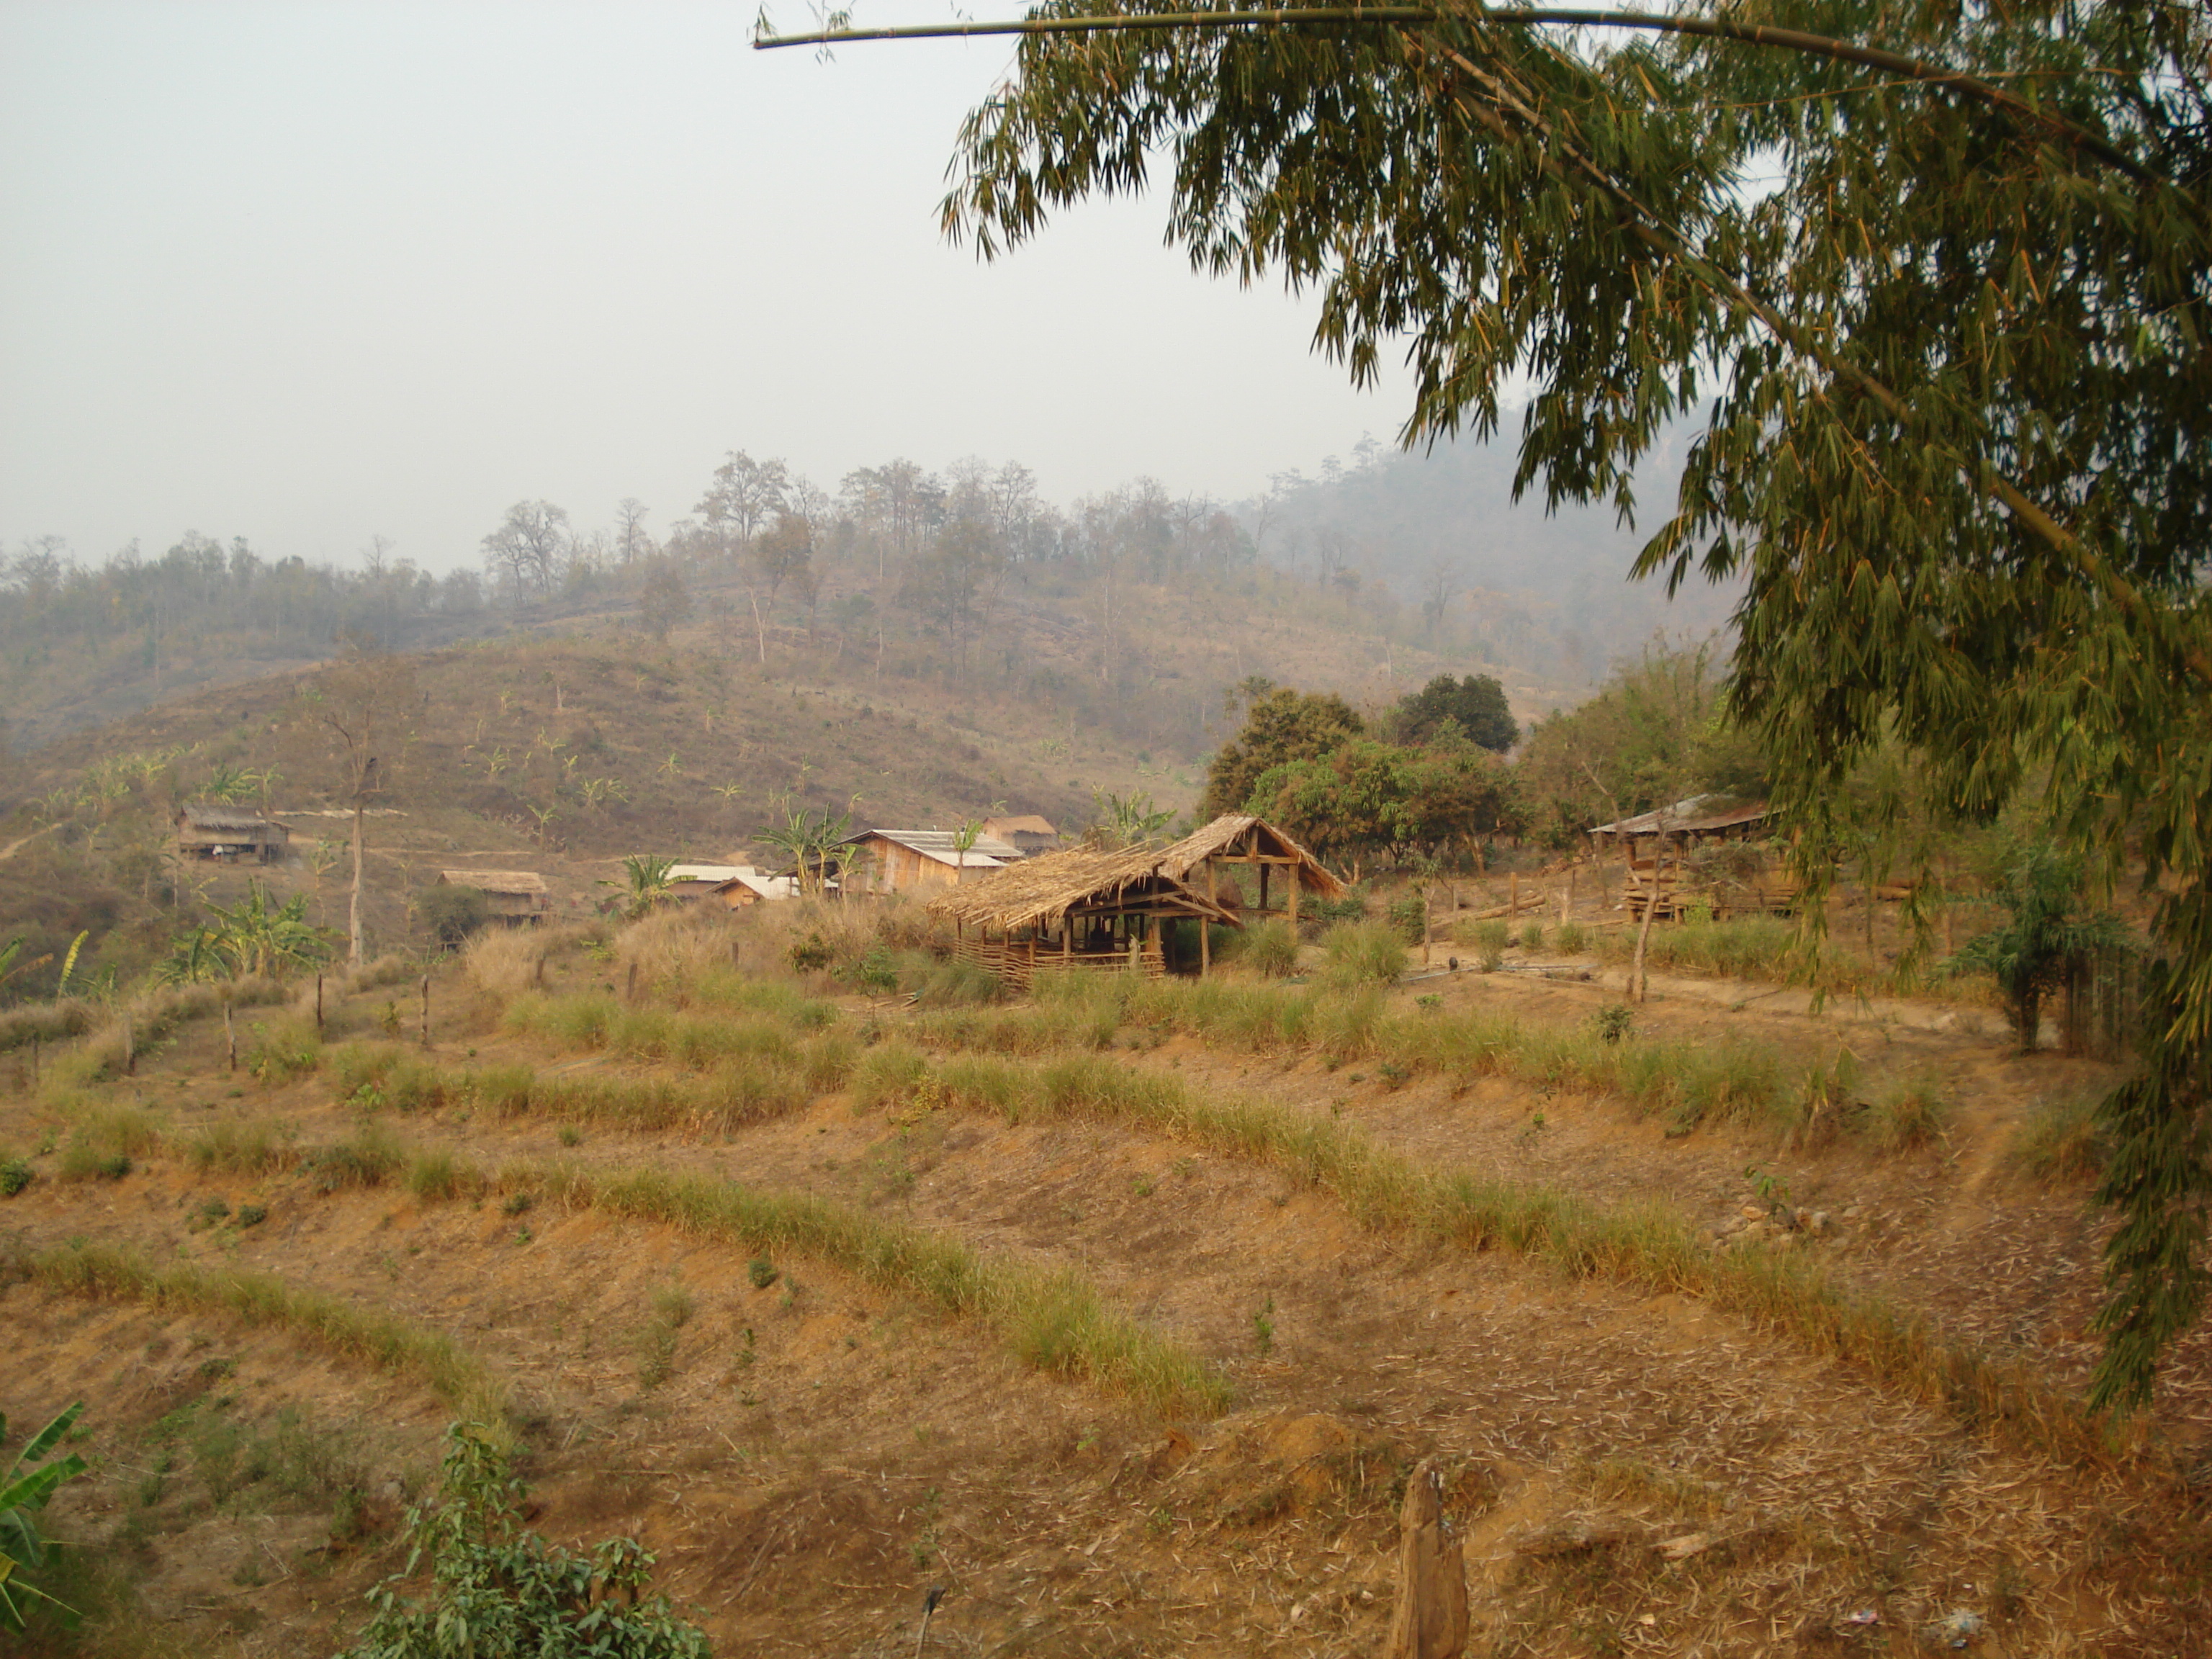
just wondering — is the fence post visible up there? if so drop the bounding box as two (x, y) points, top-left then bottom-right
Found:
(225, 999), (237, 1073)
(315, 974), (325, 1035)
(420, 974), (431, 1049)
(123, 1015), (135, 1076)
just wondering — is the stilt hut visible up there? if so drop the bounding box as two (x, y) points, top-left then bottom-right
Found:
(1587, 796), (1779, 919)
(175, 804), (291, 864)
(436, 870), (552, 925)
(925, 845), (1240, 991)
(1154, 814), (1348, 974)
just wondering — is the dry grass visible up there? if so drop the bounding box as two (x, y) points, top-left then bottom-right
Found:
(462, 925), (557, 997)
(23, 1238), (510, 1433)
(884, 1046), (2112, 1467)
(183, 1117), (300, 1174)
(2010, 1091), (2108, 1182)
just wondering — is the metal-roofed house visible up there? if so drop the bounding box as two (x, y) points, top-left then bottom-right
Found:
(709, 868), (799, 907)
(665, 863), (750, 903)
(834, 828), (1024, 898)
(175, 804), (291, 864)
(436, 870), (552, 925)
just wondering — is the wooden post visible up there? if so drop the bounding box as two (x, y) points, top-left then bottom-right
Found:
(30, 1036), (38, 1089)
(1259, 863), (1270, 914)
(1286, 863), (1298, 928)
(225, 999), (237, 1073)
(626, 961), (639, 1002)
(1382, 1459), (1468, 1659)
(123, 1015), (135, 1076)
(1509, 870), (1519, 920)
(420, 974), (431, 1048)
(1565, 866), (1577, 924)
(315, 973), (325, 1035)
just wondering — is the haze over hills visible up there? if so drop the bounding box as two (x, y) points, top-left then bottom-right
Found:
(1, 424), (1732, 756)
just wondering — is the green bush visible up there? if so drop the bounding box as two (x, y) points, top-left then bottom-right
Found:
(1240, 920), (1300, 978)
(1, 1401), (91, 1635)
(1320, 921), (1408, 988)
(1555, 922), (1588, 954)
(418, 884), (490, 950)
(1386, 893), (1428, 943)
(1519, 922), (1545, 952)
(335, 1425), (709, 1658)
(0, 1158), (32, 1197)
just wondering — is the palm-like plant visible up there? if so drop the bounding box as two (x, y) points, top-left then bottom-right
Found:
(1, 1402), (89, 1634)
(757, 797), (858, 897)
(599, 855), (677, 921)
(163, 886), (326, 984)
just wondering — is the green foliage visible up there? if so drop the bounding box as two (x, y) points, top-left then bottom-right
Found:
(337, 1424), (709, 1659)
(160, 883), (328, 985)
(1087, 787), (1175, 850)
(0, 1401), (91, 1633)
(418, 883), (490, 950)
(1320, 921), (1407, 988)
(1200, 686), (1363, 819)
(1947, 839), (2134, 1053)
(0, 1158), (32, 1197)
(1390, 673), (1516, 752)
(1240, 919), (1299, 978)
(598, 855), (677, 923)
(1244, 734), (1521, 862)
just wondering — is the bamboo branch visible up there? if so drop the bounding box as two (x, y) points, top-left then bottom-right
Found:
(752, 4), (2158, 185)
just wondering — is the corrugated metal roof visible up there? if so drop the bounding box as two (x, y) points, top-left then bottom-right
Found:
(844, 829), (1022, 868)
(1588, 795), (1770, 837)
(712, 871), (798, 900)
(667, 864), (748, 884)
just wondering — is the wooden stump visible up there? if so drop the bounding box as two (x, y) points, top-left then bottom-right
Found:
(1382, 1458), (1467, 1659)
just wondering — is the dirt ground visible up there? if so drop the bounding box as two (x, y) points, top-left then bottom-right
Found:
(4, 937), (2208, 1658)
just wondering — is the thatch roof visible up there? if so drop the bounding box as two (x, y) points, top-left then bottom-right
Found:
(178, 803), (284, 834)
(925, 844), (1238, 934)
(438, 870), (548, 896)
(1154, 814), (1347, 898)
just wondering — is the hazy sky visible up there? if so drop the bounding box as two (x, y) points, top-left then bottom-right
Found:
(0, 1), (1421, 575)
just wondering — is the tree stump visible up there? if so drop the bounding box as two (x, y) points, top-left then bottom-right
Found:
(1382, 1458), (1468, 1659)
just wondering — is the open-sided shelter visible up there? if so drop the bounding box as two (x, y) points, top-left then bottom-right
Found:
(437, 870), (552, 925)
(1586, 796), (1786, 920)
(175, 804), (291, 865)
(1152, 814), (1347, 974)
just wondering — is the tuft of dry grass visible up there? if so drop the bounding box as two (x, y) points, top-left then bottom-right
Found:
(24, 1238), (510, 1433)
(184, 1118), (300, 1175)
(463, 926), (552, 997)
(488, 1156), (1228, 1416)
(2010, 1092), (2108, 1182)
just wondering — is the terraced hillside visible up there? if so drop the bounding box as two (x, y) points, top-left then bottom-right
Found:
(2, 896), (2206, 1657)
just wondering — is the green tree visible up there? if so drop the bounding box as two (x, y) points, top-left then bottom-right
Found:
(1950, 839), (2134, 1055)
(418, 884), (490, 951)
(1200, 686), (1363, 819)
(877, 1), (2212, 1405)
(338, 1424), (706, 1659)
(1390, 673), (1516, 752)
(637, 557), (691, 644)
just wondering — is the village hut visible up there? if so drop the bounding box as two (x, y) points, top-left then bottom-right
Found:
(175, 804), (291, 865)
(1586, 796), (1784, 920)
(709, 868), (799, 907)
(1151, 814), (1348, 973)
(832, 828), (1023, 897)
(666, 863), (749, 903)
(925, 843), (1241, 990)
(980, 814), (1061, 858)
(436, 870), (552, 925)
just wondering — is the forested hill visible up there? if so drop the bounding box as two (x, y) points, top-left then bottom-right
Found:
(1243, 425), (1737, 685)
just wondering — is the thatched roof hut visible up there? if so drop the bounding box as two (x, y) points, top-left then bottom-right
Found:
(1154, 814), (1346, 919)
(925, 842), (1240, 989)
(437, 869), (551, 922)
(175, 803), (290, 864)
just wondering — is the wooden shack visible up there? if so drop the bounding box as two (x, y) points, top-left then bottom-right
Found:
(436, 869), (552, 925)
(1588, 796), (1784, 920)
(926, 844), (1241, 990)
(666, 863), (748, 903)
(709, 869), (798, 907)
(980, 814), (1061, 858)
(175, 804), (291, 864)
(834, 829), (1023, 897)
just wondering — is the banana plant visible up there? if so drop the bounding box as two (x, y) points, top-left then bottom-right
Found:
(0, 1401), (89, 1634)
(598, 854), (676, 920)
